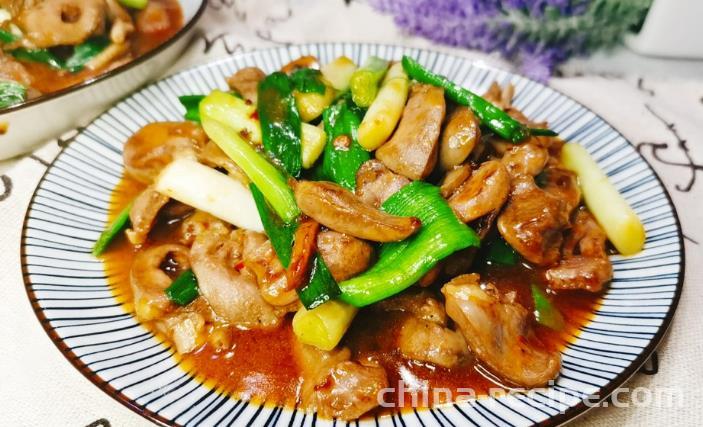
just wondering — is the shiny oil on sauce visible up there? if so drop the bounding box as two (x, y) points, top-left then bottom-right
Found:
(20, 0), (183, 95)
(103, 175), (603, 414)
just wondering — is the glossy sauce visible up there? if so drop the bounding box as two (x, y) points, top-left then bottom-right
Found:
(104, 175), (602, 412)
(17, 0), (183, 95)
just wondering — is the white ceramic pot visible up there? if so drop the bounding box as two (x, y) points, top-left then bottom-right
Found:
(0, 0), (206, 160)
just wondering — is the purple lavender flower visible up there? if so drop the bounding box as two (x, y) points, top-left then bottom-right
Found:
(369, 0), (650, 81)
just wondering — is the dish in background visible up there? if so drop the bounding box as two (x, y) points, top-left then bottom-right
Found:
(0, 0), (206, 160)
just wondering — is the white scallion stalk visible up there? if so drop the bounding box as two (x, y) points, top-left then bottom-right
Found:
(357, 62), (409, 151)
(321, 56), (358, 92)
(561, 143), (645, 255)
(301, 122), (327, 168)
(155, 158), (264, 232)
(292, 300), (357, 351)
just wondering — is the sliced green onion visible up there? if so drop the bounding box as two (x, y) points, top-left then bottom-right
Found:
(339, 182), (480, 307)
(315, 95), (370, 190)
(485, 237), (519, 266)
(531, 284), (564, 331)
(0, 28), (19, 43)
(250, 183), (297, 267)
(0, 80), (26, 109)
(350, 56), (389, 107)
(10, 48), (64, 69)
(179, 94), (205, 122)
(257, 71), (303, 177)
(92, 202), (132, 257)
(165, 269), (199, 306)
(64, 36), (109, 73)
(290, 68), (326, 94)
(530, 128), (559, 137)
(297, 255), (340, 309)
(118, 0), (149, 9)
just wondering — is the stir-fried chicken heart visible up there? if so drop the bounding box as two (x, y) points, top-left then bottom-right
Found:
(380, 292), (468, 368)
(501, 143), (549, 179)
(540, 162), (581, 215)
(226, 66), (266, 104)
(316, 231), (373, 282)
(376, 84), (446, 180)
(125, 186), (169, 246)
(498, 175), (569, 266)
(295, 180), (420, 242)
(130, 244), (190, 321)
(355, 159), (410, 208)
(448, 160), (510, 223)
(190, 227), (289, 328)
(442, 274), (561, 387)
(440, 164), (472, 198)
(546, 208), (613, 292)
(439, 106), (480, 171)
(545, 257), (612, 292)
(295, 342), (388, 420)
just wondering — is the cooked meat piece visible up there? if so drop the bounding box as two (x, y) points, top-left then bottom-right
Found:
(417, 264), (441, 287)
(564, 208), (608, 259)
(106, 0), (134, 44)
(440, 164), (471, 198)
(179, 211), (226, 247)
(159, 200), (194, 221)
(316, 231), (373, 282)
(380, 292), (469, 368)
(355, 159), (410, 208)
(442, 248), (477, 277)
(280, 55), (318, 74)
(295, 180), (420, 242)
(398, 317), (468, 368)
(448, 160), (510, 223)
(377, 291), (448, 324)
(545, 257), (612, 292)
(498, 175), (569, 266)
(286, 218), (320, 291)
(482, 82), (538, 126)
(439, 107), (480, 171)
(157, 310), (205, 354)
(376, 84), (446, 180)
(242, 231), (298, 307)
(501, 143), (549, 178)
(135, 0), (171, 34)
(130, 244), (190, 321)
(199, 141), (249, 185)
(123, 122), (207, 184)
(190, 227), (289, 328)
(125, 186), (169, 246)
(18, 0), (107, 48)
(546, 208), (612, 292)
(483, 82), (513, 110)
(540, 162), (581, 216)
(226, 67), (266, 104)
(442, 274), (561, 387)
(0, 52), (33, 87)
(295, 342), (388, 420)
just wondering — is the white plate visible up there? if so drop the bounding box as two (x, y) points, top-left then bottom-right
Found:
(22, 42), (684, 426)
(0, 0), (207, 160)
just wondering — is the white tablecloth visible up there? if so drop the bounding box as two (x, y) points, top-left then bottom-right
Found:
(1, 1), (702, 425)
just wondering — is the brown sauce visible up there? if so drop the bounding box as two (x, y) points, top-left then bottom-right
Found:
(103, 175), (602, 413)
